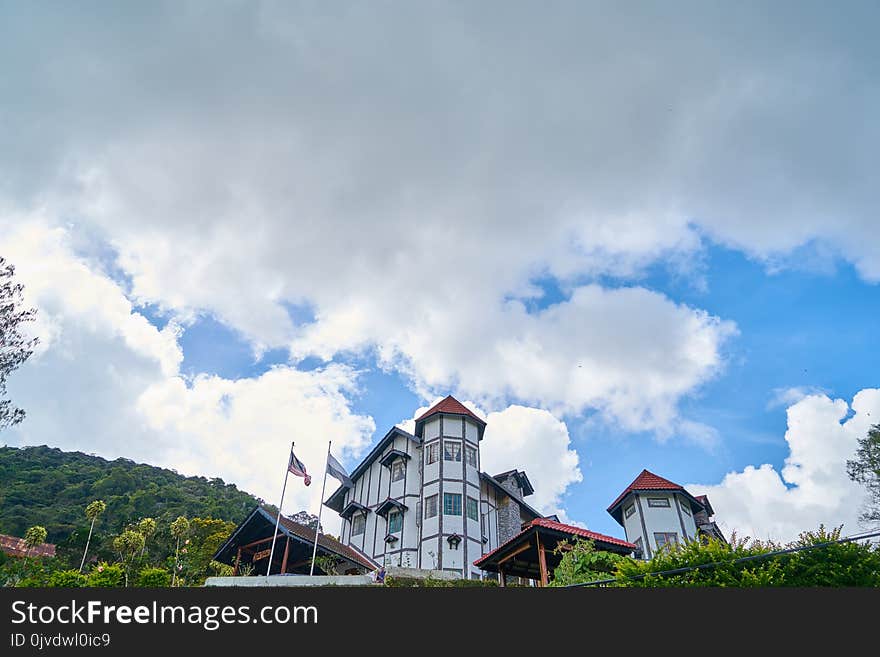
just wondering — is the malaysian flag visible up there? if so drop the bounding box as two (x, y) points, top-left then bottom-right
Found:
(287, 448), (312, 486)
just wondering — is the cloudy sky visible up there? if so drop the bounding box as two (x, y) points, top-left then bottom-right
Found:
(2, 1), (878, 541)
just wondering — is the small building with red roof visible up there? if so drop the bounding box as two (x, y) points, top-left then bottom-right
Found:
(607, 469), (726, 559)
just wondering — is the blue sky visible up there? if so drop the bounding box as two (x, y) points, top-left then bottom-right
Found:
(2, 2), (878, 542)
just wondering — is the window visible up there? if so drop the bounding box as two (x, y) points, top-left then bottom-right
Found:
(465, 445), (477, 467)
(351, 513), (366, 536)
(647, 497), (670, 508)
(443, 492), (462, 516)
(466, 496), (479, 521)
(679, 500), (691, 515)
(444, 441), (462, 462)
(424, 494), (438, 519)
(388, 510), (402, 533)
(654, 532), (678, 549)
(391, 460), (405, 482)
(425, 443), (439, 465)
(624, 504), (636, 519)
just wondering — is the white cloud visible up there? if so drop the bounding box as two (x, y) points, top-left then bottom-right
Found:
(399, 401), (582, 520)
(690, 389), (879, 543)
(2, 2), (876, 433)
(1, 216), (375, 537)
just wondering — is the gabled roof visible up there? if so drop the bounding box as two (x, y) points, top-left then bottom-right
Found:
(607, 469), (705, 525)
(480, 472), (543, 520)
(694, 494), (714, 516)
(213, 506), (377, 571)
(473, 518), (635, 570)
(0, 534), (56, 558)
(415, 395), (486, 426)
(607, 469), (685, 512)
(493, 469), (535, 497)
(325, 425), (418, 512)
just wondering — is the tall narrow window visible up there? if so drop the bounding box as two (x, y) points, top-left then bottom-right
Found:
(443, 493), (462, 516)
(444, 441), (462, 462)
(679, 500), (691, 516)
(388, 510), (402, 533)
(624, 504), (636, 519)
(465, 445), (477, 468)
(391, 460), (405, 482)
(424, 494), (438, 519)
(352, 513), (366, 536)
(466, 496), (478, 521)
(425, 443), (439, 465)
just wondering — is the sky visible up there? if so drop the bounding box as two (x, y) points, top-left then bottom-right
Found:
(1, 1), (878, 542)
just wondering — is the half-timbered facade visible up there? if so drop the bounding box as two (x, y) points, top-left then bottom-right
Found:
(325, 395), (542, 579)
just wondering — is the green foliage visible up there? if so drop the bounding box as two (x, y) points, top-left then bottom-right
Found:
(610, 526), (880, 587)
(384, 576), (498, 587)
(24, 525), (48, 550)
(86, 562), (125, 587)
(85, 500), (106, 522)
(848, 423), (880, 525)
(548, 538), (625, 587)
(0, 446), (260, 568)
(48, 569), (89, 587)
(136, 567), (172, 587)
(0, 256), (38, 430)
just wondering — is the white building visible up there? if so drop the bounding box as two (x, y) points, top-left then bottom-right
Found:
(324, 396), (543, 579)
(606, 469), (726, 559)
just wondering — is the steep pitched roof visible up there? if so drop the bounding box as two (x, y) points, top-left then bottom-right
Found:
(0, 534), (56, 558)
(607, 469), (685, 512)
(473, 518), (635, 569)
(415, 395), (486, 426)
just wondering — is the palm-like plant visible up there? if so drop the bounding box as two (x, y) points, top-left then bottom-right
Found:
(113, 529), (145, 587)
(79, 500), (106, 573)
(136, 517), (157, 558)
(24, 525), (47, 557)
(170, 516), (190, 587)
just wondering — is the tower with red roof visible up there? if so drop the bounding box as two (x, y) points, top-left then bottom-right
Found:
(607, 469), (725, 559)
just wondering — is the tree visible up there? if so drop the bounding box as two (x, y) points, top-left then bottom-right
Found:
(136, 517), (157, 558)
(0, 256), (38, 430)
(847, 423), (880, 526)
(112, 530), (145, 587)
(23, 525), (48, 557)
(79, 500), (107, 573)
(170, 516), (190, 586)
(548, 538), (626, 587)
(289, 510), (323, 533)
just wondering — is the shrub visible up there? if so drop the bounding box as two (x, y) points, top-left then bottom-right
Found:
(384, 575), (498, 587)
(136, 567), (172, 587)
(86, 562), (125, 587)
(48, 569), (89, 587)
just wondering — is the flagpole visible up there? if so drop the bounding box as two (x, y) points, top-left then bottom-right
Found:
(267, 441), (295, 576)
(309, 440), (332, 576)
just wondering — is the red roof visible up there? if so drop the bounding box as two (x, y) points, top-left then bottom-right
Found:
(474, 518), (635, 567)
(276, 514), (377, 571)
(0, 533), (56, 558)
(607, 469), (684, 512)
(416, 395), (486, 425)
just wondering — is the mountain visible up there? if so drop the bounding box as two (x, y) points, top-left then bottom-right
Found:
(0, 445), (262, 546)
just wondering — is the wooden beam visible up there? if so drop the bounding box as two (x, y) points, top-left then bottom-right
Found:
(537, 532), (549, 587)
(233, 547), (242, 576)
(239, 534), (281, 550)
(497, 542), (532, 564)
(281, 537), (290, 574)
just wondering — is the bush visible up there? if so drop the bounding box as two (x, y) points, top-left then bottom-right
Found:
(48, 569), (89, 587)
(384, 575), (498, 587)
(612, 525), (880, 587)
(86, 562), (124, 587)
(549, 538), (626, 587)
(136, 567), (172, 587)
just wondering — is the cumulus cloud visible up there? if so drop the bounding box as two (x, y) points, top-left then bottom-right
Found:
(690, 389), (879, 543)
(2, 2), (877, 430)
(399, 400), (582, 519)
(1, 217), (375, 535)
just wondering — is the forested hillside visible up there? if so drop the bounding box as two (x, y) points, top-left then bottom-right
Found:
(0, 445), (261, 551)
